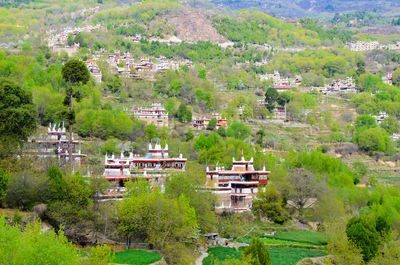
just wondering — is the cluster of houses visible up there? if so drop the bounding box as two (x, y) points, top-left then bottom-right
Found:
(82, 50), (193, 82)
(47, 25), (101, 55)
(260, 71), (302, 92)
(346, 41), (400, 52)
(106, 51), (180, 78)
(317, 77), (357, 95)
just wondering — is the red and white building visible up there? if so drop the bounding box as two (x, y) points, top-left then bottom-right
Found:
(102, 143), (186, 199)
(205, 156), (270, 212)
(192, 113), (227, 130)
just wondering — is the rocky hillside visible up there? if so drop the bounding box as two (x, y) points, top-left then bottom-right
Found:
(164, 11), (229, 43)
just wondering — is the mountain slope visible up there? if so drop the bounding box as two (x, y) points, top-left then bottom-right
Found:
(207, 0), (400, 18)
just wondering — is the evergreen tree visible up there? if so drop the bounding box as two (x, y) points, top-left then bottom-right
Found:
(346, 216), (381, 262)
(241, 237), (271, 265)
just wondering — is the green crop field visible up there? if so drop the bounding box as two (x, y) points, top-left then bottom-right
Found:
(238, 230), (328, 246)
(238, 237), (309, 245)
(112, 250), (162, 265)
(202, 246), (243, 265)
(203, 246), (327, 265)
(268, 247), (327, 265)
(264, 231), (328, 246)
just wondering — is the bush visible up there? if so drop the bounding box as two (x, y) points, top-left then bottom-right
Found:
(317, 144), (329, 153)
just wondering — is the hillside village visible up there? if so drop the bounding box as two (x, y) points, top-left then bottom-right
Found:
(2, 0), (400, 264)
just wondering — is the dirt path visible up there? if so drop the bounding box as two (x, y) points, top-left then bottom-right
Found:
(195, 250), (208, 265)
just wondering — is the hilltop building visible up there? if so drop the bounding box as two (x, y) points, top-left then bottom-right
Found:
(131, 103), (168, 127)
(24, 123), (86, 165)
(102, 143), (186, 199)
(192, 113), (228, 130)
(205, 156), (270, 212)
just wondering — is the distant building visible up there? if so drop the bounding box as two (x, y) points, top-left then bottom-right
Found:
(323, 77), (357, 94)
(372, 112), (388, 124)
(257, 99), (286, 120)
(205, 156), (270, 212)
(347, 41), (379, 51)
(85, 59), (102, 83)
(24, 123), (86, 165)
(383, 73), (393, 85)
(131, 103), (168, 127)
(192, 113), (227, 130)
(260, 70), (290, 91)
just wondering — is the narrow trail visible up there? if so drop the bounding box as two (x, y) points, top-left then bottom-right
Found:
(195, 250), (209, 265)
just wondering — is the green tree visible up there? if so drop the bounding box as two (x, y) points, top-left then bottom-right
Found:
(375, 216), (391, 239)
(265, 87), (279, 111)
(0, 78), (37, 157)
(277, 93), (290, 107)
(198, 68), (207, 79)
(392, 68), (400, 86)
(252, 185), (287, 224)
(186, 128), (194, 141)
(47, 164), (66, 201)
(207, 118), (218, 130)
(354, 114), (377, 132)
(165, 171), (216, 233)
(170, 79), (183, 96)
(144, 123), (159, 140)
(241, 105), (253, 121)
(356, 128), (386, 153)
(0, 169), (9, 202)
(106, 74), (122, 93)
(346, 216), (381, 262)
(217, 126), (227, 137)
(117, 181), (198, 263)
(256, 129), (265, 145)
(355, 59), (366, 77)
(185, 106), (192, 123)
(227, 122), (251, 140)
(241, 238), (271, 265)
(177, 102), (187, 122)
(61, 60), (90, 163)
(380, 116), (400, 134)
